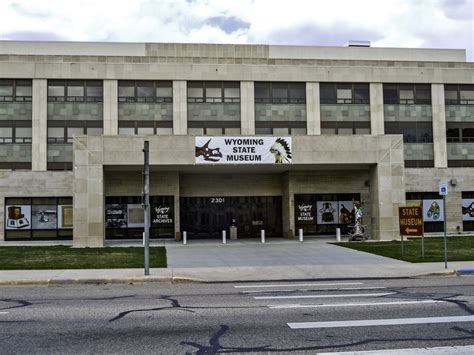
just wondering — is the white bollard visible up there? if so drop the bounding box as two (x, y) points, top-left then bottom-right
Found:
(299, 228), (303, 242)
(336, 228), (341, 242)
(222, 230), (226, 244)
(261, 229), (265, 243)
(183, 231), (187, 245)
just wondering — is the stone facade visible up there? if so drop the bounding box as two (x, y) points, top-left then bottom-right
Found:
(0, 144), (31, 163)
(0, 41), (472, 247)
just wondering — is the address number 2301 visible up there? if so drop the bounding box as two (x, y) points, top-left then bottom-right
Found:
(210, 198), (225, 203)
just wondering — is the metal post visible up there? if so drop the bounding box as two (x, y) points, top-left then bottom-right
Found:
(443, 195), (448, 269)
(142, 141), (150, 276)
(183, 231), (187, 245)
(401, 235), (404, 257)
(336, 228), (341, 242)
(222, 230), (226, 244)
(421, 235), (425, 259)
(298, 228), (303, 242)
(261, 229), (265, 243)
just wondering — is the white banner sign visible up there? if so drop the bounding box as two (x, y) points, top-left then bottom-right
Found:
(195, 137), (292, 164)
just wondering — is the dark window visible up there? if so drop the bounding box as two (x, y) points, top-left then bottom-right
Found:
(320, 83), (369, 104)
(0, 79), (32, 102)
(383, 84), (431, 104)
(118, 80), (172, 103)
(321, 121), (371, 135)
(187, 81), (240, 103)
(255, 82), (305, 104)
(445, 84), (474, 105)
(48, 80), (103, 102)
(446, 123), (474, 143)
(385, 122), (433, 143)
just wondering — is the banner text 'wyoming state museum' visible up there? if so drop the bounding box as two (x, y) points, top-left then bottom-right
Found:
(195, 137), (292, 164)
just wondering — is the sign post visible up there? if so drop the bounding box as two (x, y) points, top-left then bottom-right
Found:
(143, 141), (150, 276)
(399, 206), (424, 258)
(439, 181), (448, 269)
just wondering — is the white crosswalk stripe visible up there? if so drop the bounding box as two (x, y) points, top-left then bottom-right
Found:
(241, 286), (386, 294)
(0, 312), (9, 315)
(254, 292), (395, 300)
(234, 282), (364, 288)
(268, 300), (444, 309)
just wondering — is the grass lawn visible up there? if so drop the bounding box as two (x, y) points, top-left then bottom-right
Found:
(334, 236), (474, 263)
(0, 246), (167, 270)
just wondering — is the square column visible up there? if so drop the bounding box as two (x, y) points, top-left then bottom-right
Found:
(240, 81), (255, 135)
(32, 79), (47, 171)
(103, 80), (118, 135)
(173, 80), (187, 135)
(306, 82), (321, 135)
(432, 84), (448, 168)
(370, 136), (406, 240)
(370, 83), (384, 135)
(73, 136), (105, 247)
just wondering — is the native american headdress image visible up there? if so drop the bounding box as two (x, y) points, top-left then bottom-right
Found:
(270, 138), (292, 163)
(195, 139), (223, 162)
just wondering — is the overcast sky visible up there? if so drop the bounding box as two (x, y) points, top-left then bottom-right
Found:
(0, 0), (473, 61)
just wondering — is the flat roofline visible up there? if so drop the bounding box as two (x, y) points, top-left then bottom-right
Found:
(0, 40), (467, 62)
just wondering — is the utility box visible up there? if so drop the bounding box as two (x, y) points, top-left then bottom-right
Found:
(230, 226), (238, 240)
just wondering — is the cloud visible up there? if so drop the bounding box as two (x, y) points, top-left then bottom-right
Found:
(0, 0), (471, 61)
(1, 31), (65, 41)
(205, 16), (250, 34)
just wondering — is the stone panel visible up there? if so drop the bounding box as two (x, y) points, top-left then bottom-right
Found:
(447, 143), (474, 160)
(404, 143), (434, 161)
(0, 102), (32, 120)
(445, 105), (474, 122)
(118, 103), (173, 121)
(47, 102), (103, 120)
(0, 144), (31, 162)
(187, 103), (240, 122)
(383, 104), (432, 122)
(47, 144), (73, 163)
(255, 103), (306, 122)
(320, 104), (370, 122)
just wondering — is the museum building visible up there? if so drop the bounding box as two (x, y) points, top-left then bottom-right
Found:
(0, 41), (473, 247)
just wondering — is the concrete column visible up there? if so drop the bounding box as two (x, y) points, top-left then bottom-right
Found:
(432, 84), (448, 168)
(240, 81), (255, 135)
(306, 82), (321, 135)
(370, 136), (406, 240)
(103, 80), (118, 135)
(282, 172), (295, 239)
(447, 190), (463, 233)
(32, 79), (47, 171)
(370, 83), (384, 135)
(173, 80), (187, 135)
(73, 136), (105, 247)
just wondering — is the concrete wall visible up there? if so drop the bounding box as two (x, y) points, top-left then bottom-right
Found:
(0, 102), (32, 120)
(384, 105), (432, 122)
(255, 104), (306, 122)
(321, 104), (370, 122)
(118, 103), (172, 121)
(446, 105), (474, 122)
(188, 103), (240, 122)
(47, 103), (103, 121)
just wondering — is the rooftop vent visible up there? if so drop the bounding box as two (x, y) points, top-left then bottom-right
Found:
(347, 40), (371, 47)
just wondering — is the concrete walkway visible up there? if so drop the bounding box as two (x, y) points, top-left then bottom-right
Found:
(1, 238), (473, 284)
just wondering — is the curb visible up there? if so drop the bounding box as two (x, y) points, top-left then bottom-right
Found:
(456, 269), (474, 275)
(412, 270), (457, 277)
(0, 276), (201, 286)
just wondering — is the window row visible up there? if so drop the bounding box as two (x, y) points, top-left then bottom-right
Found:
(47, 124), (103, 143)
(445, 85), (474, 105)
(447, 126), (474, 143)
(0, 126), (32, 143)
(3, 79), (473, 106)
(385, 122), (433, 143)
(118, 81), (172, 103)
(48, 80), (103, 102)
(0, 79), (32, 102)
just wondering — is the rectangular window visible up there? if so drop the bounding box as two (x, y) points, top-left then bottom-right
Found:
(383, 84), (431, 104)
(445, 84), (474, 105)
(255, 82), (305, 104)
(320, 83), (369, 104)
(15, 127), (32, 143)
(0, 79), (32, 102)
(47, 127), (65, 143)
(0, 127), (13, 143)
(136, 81), (155, 103)
(48, 80), (102, 102)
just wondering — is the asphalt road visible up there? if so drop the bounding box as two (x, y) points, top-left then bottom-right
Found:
(1, 276), (474, 354)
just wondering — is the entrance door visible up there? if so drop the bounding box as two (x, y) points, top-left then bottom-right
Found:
(180, 196), (282, 239)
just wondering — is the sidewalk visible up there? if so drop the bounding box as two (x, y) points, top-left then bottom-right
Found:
(1, 238), (473, 285)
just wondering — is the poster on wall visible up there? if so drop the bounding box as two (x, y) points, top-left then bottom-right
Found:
(296, 202), (315, 224)
(5, 205), (31, 230)
(338, 201), (354, 225)
(195, 137), (292, 164)
(31, 205), (57, 229)
(406, 199), (423, 208)
(423, 199), (444, 222)
(152, 204), (173, 225)
(58, 205), (73, 229)
(127, 204), (144, 228)
(462, 199), (474, 221)
(316, 201), (338, 225)
(105, 204), (127, 228)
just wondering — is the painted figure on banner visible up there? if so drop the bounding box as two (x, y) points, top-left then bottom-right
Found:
(195, 139), (223, 162)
